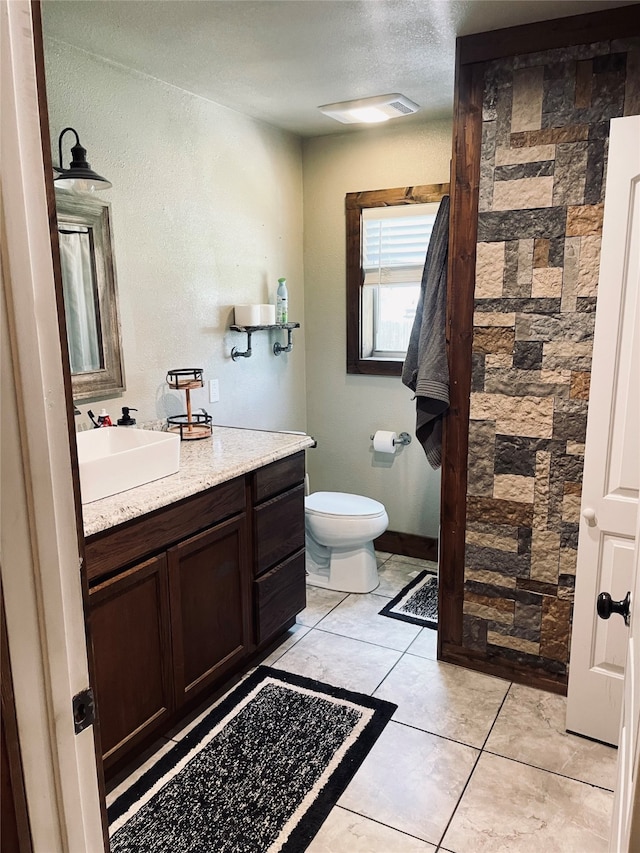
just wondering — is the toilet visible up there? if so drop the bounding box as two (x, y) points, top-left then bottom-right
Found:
(305, 491), (389, 593)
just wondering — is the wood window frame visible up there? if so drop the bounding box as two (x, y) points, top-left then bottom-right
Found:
(346, 183), (449, 376)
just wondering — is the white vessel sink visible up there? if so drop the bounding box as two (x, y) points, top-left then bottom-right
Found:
(76, 428), (181, 504)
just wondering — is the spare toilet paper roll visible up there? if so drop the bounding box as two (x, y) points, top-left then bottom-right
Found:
(260, 304), (276, 325)
(373, 430), (397, 454)
(234, 305), (262, 326)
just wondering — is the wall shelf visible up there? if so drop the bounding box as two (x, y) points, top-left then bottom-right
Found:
(230, 322), (300, 360)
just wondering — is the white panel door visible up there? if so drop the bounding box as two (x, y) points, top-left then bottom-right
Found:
(566, 115), (640, 747)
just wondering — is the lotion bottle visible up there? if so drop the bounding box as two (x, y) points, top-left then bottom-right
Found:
(276, 278), (288, 324)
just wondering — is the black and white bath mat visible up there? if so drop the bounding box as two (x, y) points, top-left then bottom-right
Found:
(379, 570), (438, 629)
(108, 666), (396, 853)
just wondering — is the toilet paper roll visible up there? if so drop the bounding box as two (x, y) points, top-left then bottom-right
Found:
(234, 305), (261, 326)
(260, 304), (276, 325)
(373, 430), (397, 454)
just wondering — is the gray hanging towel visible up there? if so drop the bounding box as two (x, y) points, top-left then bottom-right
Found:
(401, 195), (450, 469)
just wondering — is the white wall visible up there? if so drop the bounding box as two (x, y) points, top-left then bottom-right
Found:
(43, 39), (306, 432)
(302, 120), (452, 537)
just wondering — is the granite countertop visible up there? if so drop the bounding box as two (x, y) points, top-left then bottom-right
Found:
(82, 425), (314, 538)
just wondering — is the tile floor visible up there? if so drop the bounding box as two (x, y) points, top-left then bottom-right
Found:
(108, 552), (618, 852)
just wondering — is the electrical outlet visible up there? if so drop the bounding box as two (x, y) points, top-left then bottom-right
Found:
(209, 379), (220, 403)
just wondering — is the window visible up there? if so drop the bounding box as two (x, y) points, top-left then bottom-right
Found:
(363, 204), (439, 359)
(346, 183), (449, 376)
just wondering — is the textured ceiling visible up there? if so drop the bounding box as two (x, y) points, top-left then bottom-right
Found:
(41, 0), (635, 137)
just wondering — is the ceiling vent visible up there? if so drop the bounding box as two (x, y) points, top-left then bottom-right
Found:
(318, 93), (420, 125)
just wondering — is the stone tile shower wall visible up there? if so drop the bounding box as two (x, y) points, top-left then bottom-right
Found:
(463, 39), (640, 680)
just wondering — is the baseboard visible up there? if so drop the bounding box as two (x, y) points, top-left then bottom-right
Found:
(439, 641), (568, 696)
(374, 530), (438, 562)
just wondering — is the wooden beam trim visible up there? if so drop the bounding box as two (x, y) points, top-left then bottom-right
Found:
(458, 4), (640, 66)
(438, 56), (484, 658)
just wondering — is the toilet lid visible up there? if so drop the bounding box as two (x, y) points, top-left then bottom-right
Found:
(305, 491), (386, 518)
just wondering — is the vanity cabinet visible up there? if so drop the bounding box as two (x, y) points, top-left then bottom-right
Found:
(86, 476), (250, 773)
(252, 453), (306, 645)
(84, 450), (307, 776)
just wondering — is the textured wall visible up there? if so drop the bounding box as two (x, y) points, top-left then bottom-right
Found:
(43, 32), (452, 538)
(43, 38), (306, 433)
(464, 38), (640, 677)
(302, 120), (452, 537)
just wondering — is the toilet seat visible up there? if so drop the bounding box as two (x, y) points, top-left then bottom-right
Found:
(305, 491), (386, 519)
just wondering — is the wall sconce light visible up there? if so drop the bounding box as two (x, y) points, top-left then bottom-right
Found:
(54, 127), (112, 192)
(318, 93), (420, 125)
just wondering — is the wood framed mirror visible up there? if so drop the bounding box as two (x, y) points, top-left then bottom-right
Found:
(56, 193), (125, 400)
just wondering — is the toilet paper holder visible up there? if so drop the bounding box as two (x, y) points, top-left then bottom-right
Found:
(370, 431), (412, 447)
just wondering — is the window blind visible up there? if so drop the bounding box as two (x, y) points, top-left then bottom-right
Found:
(362, 202), (439, 282)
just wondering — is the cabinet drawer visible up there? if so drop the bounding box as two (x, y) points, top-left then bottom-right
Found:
(254, 550), (306, 644)
(254, 483), (305, 575)
(253, 452), (305, 503)
(86, 476), (245, 581)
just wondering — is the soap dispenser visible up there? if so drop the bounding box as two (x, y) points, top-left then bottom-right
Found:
(117, 406), (138, 427)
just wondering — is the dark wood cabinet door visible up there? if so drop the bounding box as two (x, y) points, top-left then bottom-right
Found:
(168, 514), (250, 706)
(89, 554), (174, 768)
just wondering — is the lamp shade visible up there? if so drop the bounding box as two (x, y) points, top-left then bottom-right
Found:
(55, 128), (112, 192)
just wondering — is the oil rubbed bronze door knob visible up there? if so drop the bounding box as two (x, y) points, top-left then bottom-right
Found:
(597, 591), (631, 627)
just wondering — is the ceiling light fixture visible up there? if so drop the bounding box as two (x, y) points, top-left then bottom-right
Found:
(54, 127), (112, 192)
(318, 93), (420, 125)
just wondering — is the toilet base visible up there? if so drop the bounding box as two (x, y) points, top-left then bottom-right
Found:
(306, 541), (379, 594)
